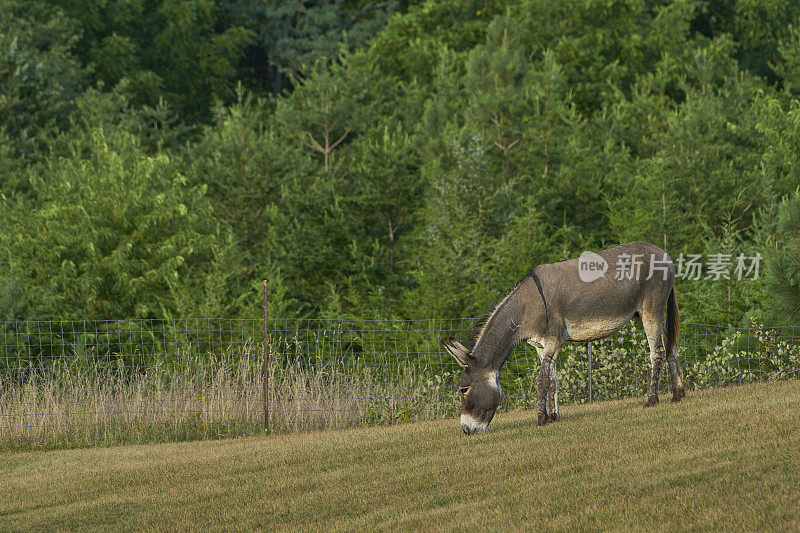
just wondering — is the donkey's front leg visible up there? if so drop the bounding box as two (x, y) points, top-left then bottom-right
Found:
(531, 339), (562, 426)
(537, 354), (553, 426)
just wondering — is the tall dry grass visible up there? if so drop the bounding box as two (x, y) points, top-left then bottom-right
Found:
(0, 346), (458, 450)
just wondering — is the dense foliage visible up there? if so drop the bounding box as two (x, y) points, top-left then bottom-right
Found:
(2, 0), (800, 325)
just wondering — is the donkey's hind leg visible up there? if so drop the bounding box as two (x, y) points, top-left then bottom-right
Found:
(548, 359), (560, 422)
(667, 347), (685, 402)
(642, 316), (667, 407)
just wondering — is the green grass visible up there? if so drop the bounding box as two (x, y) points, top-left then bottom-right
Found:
(2, 380), (800, 531)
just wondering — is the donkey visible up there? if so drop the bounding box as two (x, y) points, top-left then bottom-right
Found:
(442, 241), (685, 435)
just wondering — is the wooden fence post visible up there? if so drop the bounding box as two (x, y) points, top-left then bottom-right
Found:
(268, 280), (269, 431)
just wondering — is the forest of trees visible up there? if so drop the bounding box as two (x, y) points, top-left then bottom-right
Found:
(2, 0), (800, 326)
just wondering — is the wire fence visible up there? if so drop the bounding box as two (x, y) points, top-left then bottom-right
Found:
(1, 318), (799, 449)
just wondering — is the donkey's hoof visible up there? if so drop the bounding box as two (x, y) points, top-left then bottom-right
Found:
(548, 412), (560, 422)
(537, 413), (549, 426)
(672, 388), (686, 403)
(644, 395), (659, 407)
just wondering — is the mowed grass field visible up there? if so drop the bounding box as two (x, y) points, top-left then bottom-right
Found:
(2, 381), (800, 531)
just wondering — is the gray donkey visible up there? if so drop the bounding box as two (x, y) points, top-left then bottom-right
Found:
(442, 241), (685, 435)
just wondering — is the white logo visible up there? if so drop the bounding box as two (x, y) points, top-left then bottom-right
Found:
(578, 251), (608, 282)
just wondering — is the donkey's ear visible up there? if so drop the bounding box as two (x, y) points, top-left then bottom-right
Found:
(442, 338), (471, 368)
(450, 338), (469, 353)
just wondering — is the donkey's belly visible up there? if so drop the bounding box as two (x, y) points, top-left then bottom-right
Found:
(564, 315), (632, 341)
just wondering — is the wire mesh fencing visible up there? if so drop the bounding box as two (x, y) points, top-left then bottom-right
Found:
(1, 318), (799, 449)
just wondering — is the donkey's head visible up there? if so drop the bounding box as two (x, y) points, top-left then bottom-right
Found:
(442, 337), (502, 435)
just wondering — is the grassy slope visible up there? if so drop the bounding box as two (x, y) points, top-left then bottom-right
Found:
(2, 381), (800, 531)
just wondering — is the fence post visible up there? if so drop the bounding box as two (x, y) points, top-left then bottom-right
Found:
(268, 280), (269, 431)
(587, 341), (593, 403)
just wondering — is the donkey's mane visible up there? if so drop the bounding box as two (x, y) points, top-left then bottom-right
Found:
(466, 278), (526, 350)
(466, 314), (491, 349)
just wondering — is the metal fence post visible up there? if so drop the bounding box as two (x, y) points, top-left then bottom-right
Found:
(587, 341), (593, 403)
(268, 280), (269, 431)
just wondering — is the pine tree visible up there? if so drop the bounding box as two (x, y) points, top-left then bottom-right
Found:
(764, 191), (800, 324)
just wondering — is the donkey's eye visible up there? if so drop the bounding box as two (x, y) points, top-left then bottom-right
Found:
(459, 387), (470, 395)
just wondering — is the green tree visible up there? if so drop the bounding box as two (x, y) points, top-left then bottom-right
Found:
(187, 88), (282, 254)
(274, 54), (384, 169)
(0, 129), (232, 319)
(0, 0), (86, 161)
(53, 0), (253, 121)
(608, 45), (764, 250)
(334, 120), (422, 316)
(464, 15), (529, 170)
(764, 191), (800, 325)
(185, 87), (312, 318)
(752, 94), (800, 324)
(223, 0), (398, 96)
(369, 0), (501, 84)
(698, 0), (799, 81)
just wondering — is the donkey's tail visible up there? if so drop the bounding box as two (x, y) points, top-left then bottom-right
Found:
(665, 288), (680, 355)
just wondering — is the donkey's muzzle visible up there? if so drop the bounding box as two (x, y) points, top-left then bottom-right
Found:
(460, 414), (488, 435)
(461, 423), (487, 436)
